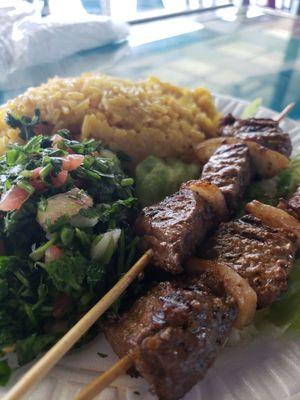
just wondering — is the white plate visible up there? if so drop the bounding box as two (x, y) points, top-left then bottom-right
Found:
(1, 94), (300, 400)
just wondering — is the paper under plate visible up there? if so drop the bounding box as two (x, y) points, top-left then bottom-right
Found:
(1, 94), (300, 400)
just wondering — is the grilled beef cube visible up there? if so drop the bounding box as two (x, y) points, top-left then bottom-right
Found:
(135, 188), (212, 274)
(201, 143), (252, 213)
(105, 274), (237, 400)
(220, 114), (292, 157)
(202, 215), (297, 308)
(280, 186), (300, 220)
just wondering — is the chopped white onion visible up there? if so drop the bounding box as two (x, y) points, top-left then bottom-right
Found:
(91, 229), (121, 262)
(70, 214), (99, 228)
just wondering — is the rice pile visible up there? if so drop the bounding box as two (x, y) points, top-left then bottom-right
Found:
(0, 73), (220, 164)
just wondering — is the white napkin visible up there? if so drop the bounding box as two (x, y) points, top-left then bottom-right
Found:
(0, 0), (129, 84)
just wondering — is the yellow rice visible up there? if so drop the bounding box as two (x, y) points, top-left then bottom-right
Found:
(0, 73), (220, 164)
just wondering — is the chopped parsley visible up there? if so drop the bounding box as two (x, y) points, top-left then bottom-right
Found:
(6, 109), (41, 142)
(0, 115), (138, 384)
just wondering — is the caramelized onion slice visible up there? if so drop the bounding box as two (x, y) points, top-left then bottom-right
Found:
(183, 180), (229, 221)
(194, 138), (231, 164)
(186, 258), (257, 329)
(194, 138), (289, 178)
(246, 200), (300, 249)
(246, 141), (289, 179)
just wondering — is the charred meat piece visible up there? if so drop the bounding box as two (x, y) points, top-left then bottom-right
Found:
(105, 274), (237, 400)
(136, 143), (251, 273)
(279, 186), (300, 220)
(182, 180), (229, 222)
(202, 215), (297, 308)
(194, 138), (289, 179)
(186, 258), (257, 329)
(135, 188), (212, 274)
(201, 142), (252, 213)
(287, 187), (300, 219)
(246, 200), (300, 249)
(220, 114), (292, 157)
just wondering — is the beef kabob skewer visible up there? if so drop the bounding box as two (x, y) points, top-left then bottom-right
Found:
(134, 103), (296, 275)
(74, 142), (252, 400)
(77, 196), (300, 400)
(75, 105), (297, 400)
(3, 104), (294, 400)
(195, 102), (295, 174)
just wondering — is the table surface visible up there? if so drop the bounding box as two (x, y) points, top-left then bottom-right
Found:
(1, 6), (300, 119)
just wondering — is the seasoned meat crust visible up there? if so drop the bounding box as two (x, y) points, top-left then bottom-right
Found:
(220, 114), (292, 157)
(201, 143), (252, 213)
(104, 275), (237, 400)
(135, 188), (212, 273)
(202, 215), (297, 308)
(280, 186), (300, 219)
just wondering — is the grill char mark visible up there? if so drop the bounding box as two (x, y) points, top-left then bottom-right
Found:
(135, 188), (212, 273)
(201, 142), (252, 213)
(220, 114), (292, 157)
(104, 274), (237, 400)
(136, 142), (252, 273)
(202, 215), (297, 308)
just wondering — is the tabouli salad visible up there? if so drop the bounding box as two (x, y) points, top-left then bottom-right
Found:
(0, 112), (138, 384)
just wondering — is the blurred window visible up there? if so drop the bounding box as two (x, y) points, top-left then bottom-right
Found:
(35, 0), (300, 20)
(81, 0), (233, 21)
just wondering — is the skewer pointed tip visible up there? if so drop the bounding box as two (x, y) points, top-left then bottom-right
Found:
(75, 355), (133, 400)
(275, 102), (296, 123)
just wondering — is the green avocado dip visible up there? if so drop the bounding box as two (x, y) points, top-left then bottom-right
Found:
(135, 155), (201, 207)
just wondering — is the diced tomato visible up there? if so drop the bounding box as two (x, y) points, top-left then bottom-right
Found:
(29, 179), (46, 192)
(52, 293), (70, 319)
(33, 122), (54, 136)
(50, 170), (68, 188)
(28, 167), (46, 192)
(31, 167), (42, 179)
(45, 245), (63, 263)
(51, 134), (76, 155)
(61, 154), (84, 171)
(0, 185), (30, 211)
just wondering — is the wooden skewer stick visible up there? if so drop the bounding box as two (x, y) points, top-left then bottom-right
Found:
(75, 355), (133, 400)
(275, 102), (295, 123)
(3, 249), (153, 400)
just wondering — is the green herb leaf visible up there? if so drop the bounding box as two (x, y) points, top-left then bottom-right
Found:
(276, 154), (300, 199)
(241, 98), (262, 119)
(80, 198), (137, 222)
(30, 236), (57, 262)
(56, 129), (71, 139)
(40, 254), (87, 293)
(5, 109), (41, 142)
(16, 333), (57, 366)
(258, 258), (300, 334)
(0, 360), (12, 386)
